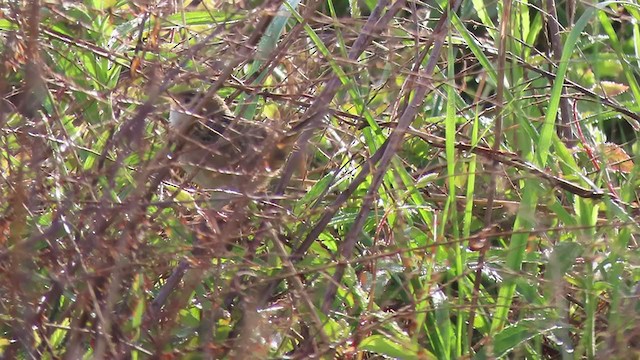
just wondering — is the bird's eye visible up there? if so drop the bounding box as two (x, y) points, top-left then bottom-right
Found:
(177, 91), (199, 105)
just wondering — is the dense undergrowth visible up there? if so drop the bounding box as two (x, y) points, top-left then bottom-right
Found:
(1, 0), (640, 358)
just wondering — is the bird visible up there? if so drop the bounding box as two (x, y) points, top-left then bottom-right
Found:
(167, 90), (298, 206)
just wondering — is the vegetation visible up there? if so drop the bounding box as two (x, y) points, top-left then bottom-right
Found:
(1, 0), (639, 358)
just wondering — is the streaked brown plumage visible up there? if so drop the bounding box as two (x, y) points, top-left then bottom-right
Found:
(168, 91), (296, 204)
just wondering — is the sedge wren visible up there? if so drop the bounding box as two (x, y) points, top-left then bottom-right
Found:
(168, 91), (296, 204)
